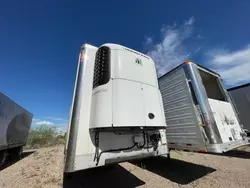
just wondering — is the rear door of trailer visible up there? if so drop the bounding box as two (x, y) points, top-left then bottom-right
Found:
(196, 66), (246, 148)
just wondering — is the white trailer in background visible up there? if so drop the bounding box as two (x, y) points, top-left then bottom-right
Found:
(64, 43), (169, 173)
(158, 60), (249, 153)
(0, 93), (33, 167)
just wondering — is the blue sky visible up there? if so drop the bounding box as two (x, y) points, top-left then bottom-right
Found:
(1, 0), (250, 132)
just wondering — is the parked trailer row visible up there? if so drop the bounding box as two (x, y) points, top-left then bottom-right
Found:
(1, 43), (248, 173)
(64, 43), (249, 173)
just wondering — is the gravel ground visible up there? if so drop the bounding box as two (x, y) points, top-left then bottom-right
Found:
(0, 145), (250, 188)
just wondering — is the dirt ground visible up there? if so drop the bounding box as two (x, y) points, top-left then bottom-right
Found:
(1, 145), (250, 188)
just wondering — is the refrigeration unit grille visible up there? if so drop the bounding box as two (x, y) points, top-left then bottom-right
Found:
(93, 46), (110, 89)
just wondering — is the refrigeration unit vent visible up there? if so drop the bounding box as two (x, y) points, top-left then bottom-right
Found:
(93, 46), (110, 89)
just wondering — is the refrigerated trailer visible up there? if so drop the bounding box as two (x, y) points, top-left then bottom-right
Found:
(0, 93), (33, 167)
(228, 83), (250, 136)
(64, 43), (169, 173)
(158, 60), (249, 153)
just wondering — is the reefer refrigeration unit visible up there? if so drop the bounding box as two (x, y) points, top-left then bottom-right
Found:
(64, 43), (168, 173)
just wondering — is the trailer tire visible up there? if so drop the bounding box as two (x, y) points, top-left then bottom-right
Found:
(9, 146), (23, 161)
(0, 150), (8, 168)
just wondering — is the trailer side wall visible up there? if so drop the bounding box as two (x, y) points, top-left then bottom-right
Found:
(0, 93), (32, 151)
(159, 67), (205, 150)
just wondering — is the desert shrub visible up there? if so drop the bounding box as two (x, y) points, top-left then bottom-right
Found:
(26, 125), (66, 149)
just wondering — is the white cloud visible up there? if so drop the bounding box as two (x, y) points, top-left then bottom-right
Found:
(32, 118), (40, 122)
(45, 117), (68, 121)
(197, 34), (204, 39)
(145, 37), (153, 45)
(146, 17), (195, 76)
(145, 16), (249, 86)
(184, 16), (195, 26)
(206, 45), (250, 85)
(194, 46), (202, 54)
(36, 120), (54, 126)
(31, 118), (40, 127)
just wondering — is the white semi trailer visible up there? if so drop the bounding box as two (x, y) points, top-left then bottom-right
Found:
(0, 93), (33, 167)
(64, 43), (169, 173)
(158, 60), (249, 153)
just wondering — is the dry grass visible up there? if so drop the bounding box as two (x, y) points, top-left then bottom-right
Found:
(25, 125), (66, 149)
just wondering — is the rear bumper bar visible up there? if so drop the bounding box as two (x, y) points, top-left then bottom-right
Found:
(206, 138), (250, 153)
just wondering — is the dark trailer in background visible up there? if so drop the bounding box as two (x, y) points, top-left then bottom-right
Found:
(0, 92), (33, 167)
(228, 83), (250, 136)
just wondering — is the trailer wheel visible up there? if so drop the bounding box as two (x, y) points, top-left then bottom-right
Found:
(9, 146), (23, 161)
(0, 150), (8, 167)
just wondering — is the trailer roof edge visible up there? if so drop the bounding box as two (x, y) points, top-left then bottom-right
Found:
(228, 83), (250, 91)
(0, 92), (33, 116)
(158, 61), (220, 79)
